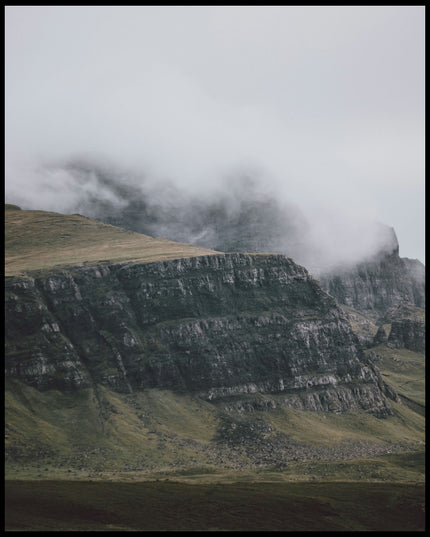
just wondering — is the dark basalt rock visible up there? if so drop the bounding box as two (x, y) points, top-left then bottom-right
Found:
(317, 241), (425, 316)
(388, 319), (425, 352)
(5, 253), (396, 416)
(380, 305), (426, 353)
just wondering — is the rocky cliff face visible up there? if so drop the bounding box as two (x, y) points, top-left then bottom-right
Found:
(377, 305), (426, 353)
(388, 319), (425, 352)
(5, 254), (397, 416)
(317, 235), (425, 316)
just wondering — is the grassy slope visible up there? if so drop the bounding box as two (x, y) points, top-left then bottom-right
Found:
(5, 371), (425, 483)
(5, 204), (220, 276)
(4, 377), (426, 529)
(365, 344), (425, 410)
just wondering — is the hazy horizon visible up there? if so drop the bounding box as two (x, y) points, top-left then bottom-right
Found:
(5, 6), (425, 264)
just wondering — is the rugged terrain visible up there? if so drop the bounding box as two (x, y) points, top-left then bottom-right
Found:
(6, 252), (399, 414)
(317, 232), (425, 318)
(5, 205), (424, 473)
(6, 205), (404, 416)
(4, 204), (425, 530)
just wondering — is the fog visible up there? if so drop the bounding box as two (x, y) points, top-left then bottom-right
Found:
(5, 6), (425, 268)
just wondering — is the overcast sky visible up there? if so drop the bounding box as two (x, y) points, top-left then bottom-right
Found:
(5, 6), (425, 263)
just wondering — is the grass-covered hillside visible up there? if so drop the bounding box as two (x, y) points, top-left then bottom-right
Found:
(5, 204), (220, 276)
(5, 365), (425, 483)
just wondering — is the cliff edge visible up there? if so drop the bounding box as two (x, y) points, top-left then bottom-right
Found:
(6, 251), (396, 416)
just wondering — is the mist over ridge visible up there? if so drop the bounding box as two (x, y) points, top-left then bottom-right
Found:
(6, 155), (402, 274)
(5, 7), (424, 266)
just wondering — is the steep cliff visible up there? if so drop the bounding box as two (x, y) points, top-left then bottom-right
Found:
(377, 305), (426, 353)
(317, 232), (425, 316)
(5, 253), (397, 417)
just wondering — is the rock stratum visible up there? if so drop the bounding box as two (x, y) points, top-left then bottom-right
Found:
(317, 232), (425, 316)
(5, 252), (397, 417)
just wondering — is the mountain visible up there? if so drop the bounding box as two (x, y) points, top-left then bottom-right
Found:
(5, 205), (398, 413)
(6, 252), (398, 414)
(4, 205), (424, 482)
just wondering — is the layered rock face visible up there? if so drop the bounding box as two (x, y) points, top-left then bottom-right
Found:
(317, 236), (425, 315)
(388, 319), (425, 352)
(5, 254), (396, 416)
(378, 305), (426, 353)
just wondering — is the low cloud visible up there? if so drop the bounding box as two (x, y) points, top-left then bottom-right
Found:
(5, 6), (424, 264)
(6, 155), (400, 274)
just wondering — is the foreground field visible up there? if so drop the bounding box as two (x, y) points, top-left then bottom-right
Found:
(5, 480), (425, 531)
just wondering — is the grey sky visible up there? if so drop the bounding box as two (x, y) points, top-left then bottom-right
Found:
(5, 6), (425, 262)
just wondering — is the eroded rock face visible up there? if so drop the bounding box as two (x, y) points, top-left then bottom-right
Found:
(5, 254), (395, 416)
(388, 319), (425, 352)
(381, 305), (426, 353)
(318, 246), (425, 315)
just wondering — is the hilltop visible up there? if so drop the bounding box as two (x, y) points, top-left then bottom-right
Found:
(5, 204), (219, 276)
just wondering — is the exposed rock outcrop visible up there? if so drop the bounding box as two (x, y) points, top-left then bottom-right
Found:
(5, 253), (397, 416)
(317, 232), (425, 315)
(373, 325), (388, 346)
(380, 305), (426, 353)
(388, 319), (425, 352)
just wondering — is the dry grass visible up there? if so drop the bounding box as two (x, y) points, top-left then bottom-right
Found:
(365, 345), (426, 408)
(5, 205), (221, 276)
